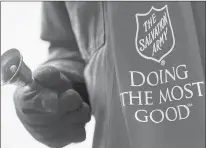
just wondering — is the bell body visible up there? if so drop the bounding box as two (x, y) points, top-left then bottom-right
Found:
(1, 48), (32, 86)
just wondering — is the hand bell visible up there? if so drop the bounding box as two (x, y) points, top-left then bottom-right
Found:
(1, 48), (32, 86)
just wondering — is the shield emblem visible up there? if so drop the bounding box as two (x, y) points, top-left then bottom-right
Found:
(135, 5), (175, 63)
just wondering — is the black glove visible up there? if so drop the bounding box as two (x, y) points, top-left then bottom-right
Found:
(13, 66), (91, 148)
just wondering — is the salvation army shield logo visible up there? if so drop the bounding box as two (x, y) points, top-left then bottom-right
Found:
(135, 5), (175, 63)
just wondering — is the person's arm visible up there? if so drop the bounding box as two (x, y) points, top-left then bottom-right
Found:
(40, 2), (90, 105)
(13, 2), (91, 148)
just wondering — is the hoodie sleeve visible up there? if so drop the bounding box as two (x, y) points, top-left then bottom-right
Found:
(40, 2), (89, 105)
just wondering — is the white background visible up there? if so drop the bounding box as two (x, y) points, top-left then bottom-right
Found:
(1, 2), (95, 148)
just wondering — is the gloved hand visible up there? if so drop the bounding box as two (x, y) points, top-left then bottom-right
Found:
(13, 66), (91, 147)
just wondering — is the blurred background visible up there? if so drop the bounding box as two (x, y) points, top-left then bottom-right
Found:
(1, 2), (95, 148)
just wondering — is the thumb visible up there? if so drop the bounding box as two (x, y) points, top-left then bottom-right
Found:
(33, 66), (72, 93)
(58, 89), (83, 114)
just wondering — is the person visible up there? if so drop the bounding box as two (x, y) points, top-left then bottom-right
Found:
(13, 2), (205, 148)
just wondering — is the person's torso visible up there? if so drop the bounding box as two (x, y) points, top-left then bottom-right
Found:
(65, 2), (205, 148)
